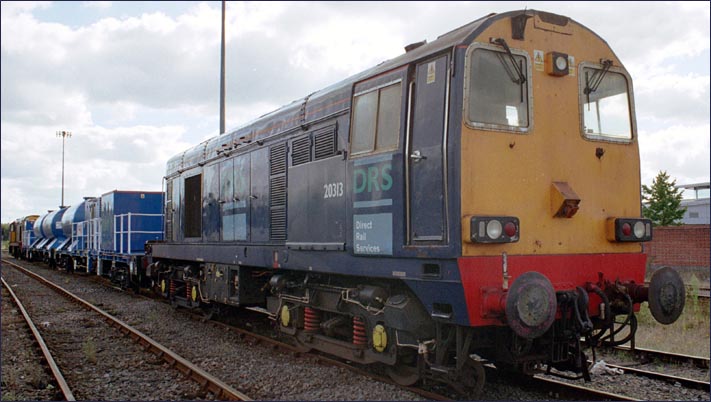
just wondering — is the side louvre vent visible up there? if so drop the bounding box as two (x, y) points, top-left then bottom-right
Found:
(270, 209), (287, 240)
(270, 176), (287, 207)
(314, 126), (337, 160)
(270, 143), (287, 176)
(269, 142), (288, 241)
(291, 136), (312, 166)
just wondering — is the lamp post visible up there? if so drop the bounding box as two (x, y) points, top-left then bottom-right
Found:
(219, 0), (226, 135)
(56, 130), (72, 208)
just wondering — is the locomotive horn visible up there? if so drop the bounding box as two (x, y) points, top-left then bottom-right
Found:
(505, 272), (557, 339)
(647, 267), (686, 325)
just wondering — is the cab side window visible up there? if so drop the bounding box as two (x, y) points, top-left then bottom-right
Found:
(350, 82), (402, 156)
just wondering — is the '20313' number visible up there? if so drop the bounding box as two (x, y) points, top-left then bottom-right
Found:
(323, 182), (344, 199)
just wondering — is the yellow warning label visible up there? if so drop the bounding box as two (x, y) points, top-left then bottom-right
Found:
(568, 55), (576, 76)
(427, 62), (436, 84)
(534, 50), (544, 72)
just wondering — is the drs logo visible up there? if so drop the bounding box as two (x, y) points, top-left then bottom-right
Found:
(354, 163), (393, 194)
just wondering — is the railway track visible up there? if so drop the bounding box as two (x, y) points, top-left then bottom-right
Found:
(531, 376), (641, 401)
(183, 299), (645, 401)
(611, 345), (710, 369)
(5, 258), (708, 401)
(1, 259), (251, 401)
(1, 276), (75, 401)
(601, 361), (708, 391)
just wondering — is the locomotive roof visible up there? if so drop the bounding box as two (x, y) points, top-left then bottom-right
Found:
(167, 9), (608, 176)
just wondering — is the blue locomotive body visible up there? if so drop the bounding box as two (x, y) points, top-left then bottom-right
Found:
(150, 57), (469, 317)
(146, 13), (482, 378)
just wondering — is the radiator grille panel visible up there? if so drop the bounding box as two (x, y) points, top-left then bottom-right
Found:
(314, 127), (337, 160)
(291, 136), (312, 166)
(270, 143), (287, 175)
(270, 208), (286, 240)
(270, 176), (287, 207)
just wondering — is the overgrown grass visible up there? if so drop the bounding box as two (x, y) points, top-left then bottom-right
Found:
(82, 337), (97, 364)
(634, 291), (710, 357)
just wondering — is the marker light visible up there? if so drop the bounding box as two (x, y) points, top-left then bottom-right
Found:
(470, 216), (520, 243)
(606, 218), (653, 242)
(633, 221), (645, 238)
(622, 223), (632, 236)
(487, 220), (503, 239)
(546, 51), (570, 76)
(504, 221), (517, 237)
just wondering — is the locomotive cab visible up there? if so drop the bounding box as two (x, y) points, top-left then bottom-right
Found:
(455, 10), (685, 379)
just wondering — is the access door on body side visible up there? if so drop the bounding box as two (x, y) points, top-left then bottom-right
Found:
(407, 54), (449, 244)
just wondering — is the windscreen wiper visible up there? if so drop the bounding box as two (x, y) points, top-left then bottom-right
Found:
(491, 38), (526, 102)
(584, 59), (613, 106)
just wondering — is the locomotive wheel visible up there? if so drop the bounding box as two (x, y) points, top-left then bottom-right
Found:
(386, 348), (420, 386)
(386, 363), (420, 386)
(454, 358), (485, 397)
(292, 334), (313, 353)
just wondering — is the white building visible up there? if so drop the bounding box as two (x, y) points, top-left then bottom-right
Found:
(679, 182), (710, 225)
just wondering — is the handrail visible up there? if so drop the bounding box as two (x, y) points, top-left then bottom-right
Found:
(113, 213), (163, 254)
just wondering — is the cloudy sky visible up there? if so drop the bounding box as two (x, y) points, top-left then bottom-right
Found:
(1, 1), (709, 222)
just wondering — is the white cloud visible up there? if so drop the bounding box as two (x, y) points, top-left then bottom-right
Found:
(639, 123), (711, 186)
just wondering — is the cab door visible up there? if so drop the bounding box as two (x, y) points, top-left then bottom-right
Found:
(408, 54), (449, 244)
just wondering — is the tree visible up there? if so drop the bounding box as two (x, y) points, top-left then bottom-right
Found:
(642, 171), (687, 226)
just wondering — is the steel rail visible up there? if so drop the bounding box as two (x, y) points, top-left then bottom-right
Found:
(1, 276), (76, 401)
(192, 312), (452, 401)
(602, 362), (709, 391)
(532, 376), (641, 401)
(612, 345), (710, 369)
(2, 259), (252, 401)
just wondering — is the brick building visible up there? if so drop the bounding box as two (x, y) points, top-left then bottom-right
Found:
(643, 225), (710, 283)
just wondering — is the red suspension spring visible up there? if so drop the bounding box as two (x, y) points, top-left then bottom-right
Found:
(186, 283), (192, 301)
(169, 279), (176, 296)
(352, 316), (367, 346)
(304, 307), (321, 332)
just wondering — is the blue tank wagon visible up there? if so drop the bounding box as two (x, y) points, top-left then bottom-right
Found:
(55, 199), (87, 270)
(29, 208), (67, 264)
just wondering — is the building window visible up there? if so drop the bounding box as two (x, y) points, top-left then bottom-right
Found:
(350, 82), (402, 156)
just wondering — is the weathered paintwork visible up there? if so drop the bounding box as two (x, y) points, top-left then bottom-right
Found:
(152, 10), (648, 330)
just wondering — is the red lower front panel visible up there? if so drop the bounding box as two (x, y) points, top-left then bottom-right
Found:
(458, 253), (647, 326)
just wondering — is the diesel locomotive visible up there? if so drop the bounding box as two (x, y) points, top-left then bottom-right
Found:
(145, 9), (686, 391)
(11, 9), (687, 394)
